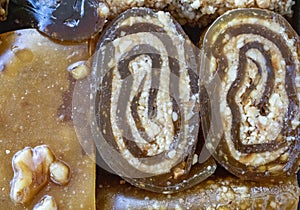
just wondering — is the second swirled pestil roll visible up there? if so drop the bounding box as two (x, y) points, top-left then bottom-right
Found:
(90, 8), (216, 193)
(200, 8), (300, 181)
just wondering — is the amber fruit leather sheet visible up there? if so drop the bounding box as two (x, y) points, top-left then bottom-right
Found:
(0, 29), (95, 209)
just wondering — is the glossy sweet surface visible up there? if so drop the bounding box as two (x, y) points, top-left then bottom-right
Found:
(88, 8), (216, 193)
(0, 4), (299, 209)
(1, 0), (107, 41)
(200, 8), (300, 181)
(97, 167), (300, 210)
(0, 29), (95, 209)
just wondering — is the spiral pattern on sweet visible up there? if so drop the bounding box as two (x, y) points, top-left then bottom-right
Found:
(91, 8), (200, 178)
(201, 9), (300, 180)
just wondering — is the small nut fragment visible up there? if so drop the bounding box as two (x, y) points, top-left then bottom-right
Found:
(67, 61), (90, 80)
(33, 195), (58, 210)
(10, 145), (55, 204)
(50, 161), (71, 185)
(0, 0), (9, 21)
(256, 0), (270, 9)
(98, 2), (110, 19)
(173, 167), (185, 180)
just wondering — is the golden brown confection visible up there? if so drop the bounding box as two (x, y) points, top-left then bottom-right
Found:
(89, 7), (216, 194)
(104, 0), (295, 26)
(97, 167), (300, 210)
(0, 29), (95, 209)
(0, 2), (299, 210)
(200, 8), (300, 181)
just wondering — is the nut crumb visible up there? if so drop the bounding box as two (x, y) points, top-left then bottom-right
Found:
(119, 180), (126, 185)
(173, 167), (185, 179)
(33, 195), (58, 210)
(50, 161), (71, 185)
(67, 61), (90, 80)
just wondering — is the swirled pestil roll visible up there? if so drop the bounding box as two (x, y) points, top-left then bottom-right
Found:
(200, 8), (300, 181)
(90, 8), (216, 193)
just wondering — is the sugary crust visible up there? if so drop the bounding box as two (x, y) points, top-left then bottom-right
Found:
(104, 0), (295, 26)
(97, 172), (300, 210)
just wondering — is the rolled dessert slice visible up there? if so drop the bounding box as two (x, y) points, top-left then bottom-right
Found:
(90, 8), (216, 193)
(200, 8), (300, 181)
(96, 167), (300, 210)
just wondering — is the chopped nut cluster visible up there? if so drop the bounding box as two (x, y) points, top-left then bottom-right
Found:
(97, 174), (300, 209)
(33, 195), (58, 210)
(104, 0), (295, 26)
(10, 145), (71, 205)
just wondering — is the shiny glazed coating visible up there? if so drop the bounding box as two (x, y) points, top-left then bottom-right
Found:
(200, 8), (300, 181)
(0, 29), (95, 209)
(89, 8), (216, 193)
(0, 0), (107, 41)
(0, 0), (296, 41)
(97, 167), (300, 210)
(0, 3), (299, 210)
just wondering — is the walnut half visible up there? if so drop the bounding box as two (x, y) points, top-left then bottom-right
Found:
(10, 145), (71, 205)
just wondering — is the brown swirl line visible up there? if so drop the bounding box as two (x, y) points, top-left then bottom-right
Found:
(205, 22), (299, 178)
(94, 9), (199, 177)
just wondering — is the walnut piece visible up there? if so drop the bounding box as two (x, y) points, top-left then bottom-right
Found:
(33, 195), (58, 210)
(10, 145), (55, 204)
(10, 145), (71, 205)
(67, 61), (90, 80)
(50, 161), (71, 185)
(0, 0), (8, 21)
